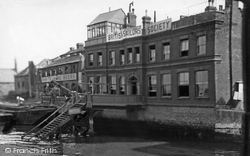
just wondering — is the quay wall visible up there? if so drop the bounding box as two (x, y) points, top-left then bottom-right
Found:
(95, 106), (215, 127)
(93, 105), (243, 142)
(94, 105), (216, 141)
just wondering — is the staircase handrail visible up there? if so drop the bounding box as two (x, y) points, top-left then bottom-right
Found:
(35, 98), (84, 136)
(22, 93), (85, 138)
(22, 102), (68, 138)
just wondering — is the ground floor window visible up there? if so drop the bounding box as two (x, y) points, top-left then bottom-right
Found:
(178, 72), (189, 97)
(109, 76), (116, 94)
(195, 70), (208, 97)
(119, 76), (125, 95)
(148, 75), (157, 97)
(162, 74), (171, 96)
(97, 76), (107, 94)
(88, 77), (94, 93)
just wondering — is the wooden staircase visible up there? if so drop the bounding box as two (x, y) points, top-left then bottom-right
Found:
(22, 92), (87, 141)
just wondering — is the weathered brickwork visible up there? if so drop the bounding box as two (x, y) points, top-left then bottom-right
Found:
(97, 106), (215, 128)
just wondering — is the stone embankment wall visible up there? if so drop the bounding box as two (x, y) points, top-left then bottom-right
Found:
(94, 106), (216, 141)
(215, 109), (244, 135)
(93, 106), (244, 142)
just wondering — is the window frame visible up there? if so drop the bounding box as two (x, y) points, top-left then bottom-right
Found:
(134, 47), (140, 63)
(197, 35), (206, 55)
(98, 52), (102, 66)
(162, 74), (171, 97)
(120, 50), (125, 65)
(127, 48), (133, 64)
(149, 45), (156, 62)
(89, 53), (94, 67)
(119, 76), (125, 95)
(148, 75), (157, 97)
(109, 75), (116, 94)
(178, 72), (189, 97)
(110, 51), (115, 66)
(180, 39), (189, 57)
(195, 70), (209, 98)
(163, 42), (170, 60)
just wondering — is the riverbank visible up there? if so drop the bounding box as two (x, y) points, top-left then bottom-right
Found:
(0, 131), (241, 156)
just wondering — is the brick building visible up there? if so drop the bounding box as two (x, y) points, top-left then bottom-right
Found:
(84, 0), (242, 108)
(37, 43), (85, 95)
(82, 0), (242, 127)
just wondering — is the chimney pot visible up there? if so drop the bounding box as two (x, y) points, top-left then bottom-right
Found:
(70, 47), (75, 51)
(219, 5), (223, 11)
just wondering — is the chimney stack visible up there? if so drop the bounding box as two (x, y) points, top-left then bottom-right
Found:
(70, 47), (75, 51)
(219, 5), (223, 11)
(225, 0), (239, 11)
(127, 2), (137, 27)
(142, 10), (151, 33)
(14, 58), (17, 73)
(205, 0), (217, 12)
(76, 43), (84, 49)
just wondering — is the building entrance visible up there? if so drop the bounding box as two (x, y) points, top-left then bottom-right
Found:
(127, 76), (139, 95)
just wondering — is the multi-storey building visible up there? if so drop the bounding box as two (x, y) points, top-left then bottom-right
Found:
(37, 43), (85, 95)
(84, 0), (242, 109)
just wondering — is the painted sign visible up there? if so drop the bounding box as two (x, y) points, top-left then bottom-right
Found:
(106, 25), (142, 42)
(41, 73), (77, 83)
(146, 18), (172, 35)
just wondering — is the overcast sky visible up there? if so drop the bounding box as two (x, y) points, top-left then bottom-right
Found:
(0, 0), (230, 71)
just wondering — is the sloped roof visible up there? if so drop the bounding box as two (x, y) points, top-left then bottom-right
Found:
(0, 69), (17, 83)
(43, 55), (81, 68)
(36, 59), (52, 69)
(88, 9), (126, 26)
(61, 47), (84, 57)
(15, 67), (29, 76)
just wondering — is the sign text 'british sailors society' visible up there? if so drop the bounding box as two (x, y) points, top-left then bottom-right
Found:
(106, 25), (142, 42)
(146, 18), (172, 35)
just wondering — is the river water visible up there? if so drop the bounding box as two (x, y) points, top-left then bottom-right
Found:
(0, 125), (242, 156)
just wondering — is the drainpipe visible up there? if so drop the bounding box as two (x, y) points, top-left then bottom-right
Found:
(106, 42), (109, 94)
(240, 0), (250, 155)
(229, 0), (233, 105)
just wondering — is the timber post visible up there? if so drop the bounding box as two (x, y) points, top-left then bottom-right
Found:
(87, 92), (94, 135)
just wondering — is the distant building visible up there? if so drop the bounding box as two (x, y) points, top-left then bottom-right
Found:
(37, 43), (85, 95)
(0, 67), (17, 97)
(0, 59), (17, 97)
(15, 59), (51, 97)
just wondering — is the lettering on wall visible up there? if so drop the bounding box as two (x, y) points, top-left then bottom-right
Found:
(107, 25), (142, 42)
(41, 73), (77, 83)
(146, 18), (172, 35)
